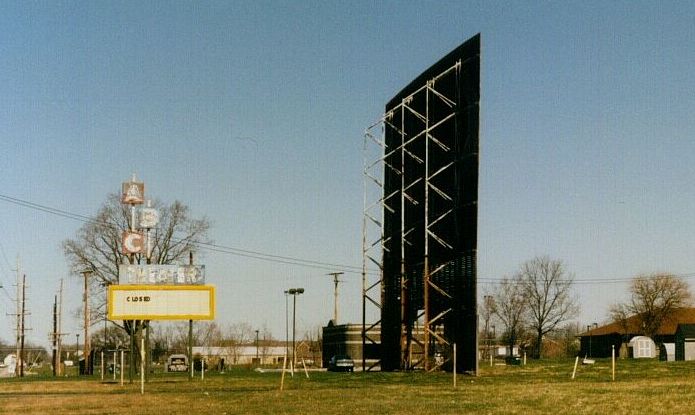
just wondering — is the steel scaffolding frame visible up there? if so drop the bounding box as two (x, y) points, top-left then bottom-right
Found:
(362, 61), (464, 372)
(361, 119), (387, 372)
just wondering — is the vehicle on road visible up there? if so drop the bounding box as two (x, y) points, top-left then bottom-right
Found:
(328, 355), (354, 372)
(167, 354), (189, 372)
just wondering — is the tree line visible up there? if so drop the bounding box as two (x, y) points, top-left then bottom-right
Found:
(485, 256), (693, 359)
(482, 256), (579, 359)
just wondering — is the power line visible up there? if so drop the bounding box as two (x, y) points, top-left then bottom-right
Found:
(0, 240), (15, 287)
(0, 192), (364, 274)
(3, 192), (695, 286)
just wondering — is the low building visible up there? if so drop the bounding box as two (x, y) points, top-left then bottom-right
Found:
(322, 321), (440, 369)
(322, 322), (378, 368)
(675, 324), (695, 361)
(580, 308), (695, 358)
(628, 336), (657, 358)
(192, 345), (287, 367)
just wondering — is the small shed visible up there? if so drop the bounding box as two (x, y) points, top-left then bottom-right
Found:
(628, 336), (657, 358)
(675, 324), (695, 361)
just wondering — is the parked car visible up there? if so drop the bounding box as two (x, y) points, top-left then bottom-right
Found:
(167, 354), (189, 372)
(328, 355), (354, 372)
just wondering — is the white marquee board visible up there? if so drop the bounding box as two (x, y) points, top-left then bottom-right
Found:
(108, 285), (215, 320)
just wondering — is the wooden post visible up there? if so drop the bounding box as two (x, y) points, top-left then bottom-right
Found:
(120, 350), (124, 386)
(301, 358), (309, 379)
(453, 343), (457, 388)
(612, 345), (615, 381)
(280, 350), (288, 391)
(571, 356), (579, 380)
(140, 336), (145, 394)
(145, 321), (149, 383)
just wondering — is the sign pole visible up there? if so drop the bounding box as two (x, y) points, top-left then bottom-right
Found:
(140, 335), (145, 394)
(189, 251), (194, 381)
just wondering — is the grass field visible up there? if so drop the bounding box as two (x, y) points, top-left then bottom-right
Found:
(2, 358), (695, 414)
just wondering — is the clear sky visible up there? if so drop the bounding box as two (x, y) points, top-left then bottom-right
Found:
(1, 1), (694, 348)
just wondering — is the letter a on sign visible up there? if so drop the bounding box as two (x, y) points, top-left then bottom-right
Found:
(122, 181), (145, 204)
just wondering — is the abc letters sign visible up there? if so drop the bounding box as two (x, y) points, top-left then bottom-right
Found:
(122, 231), (144, 254)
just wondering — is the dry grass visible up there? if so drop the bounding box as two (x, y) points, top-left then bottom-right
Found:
(2, 359), (695, 414)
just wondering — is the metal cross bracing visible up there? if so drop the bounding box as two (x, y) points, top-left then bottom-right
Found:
(361, 120), (388, 372)
(362, 60), (473, 372)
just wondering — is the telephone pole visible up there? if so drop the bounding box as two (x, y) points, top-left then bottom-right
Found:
(52, 294), (58, 376)
(19, 273), (26, 377)
(327, 272), (344, 324)
(57, 279), (64, 376)
(82, 270), (92, 375)
(14, 257), (21, 376)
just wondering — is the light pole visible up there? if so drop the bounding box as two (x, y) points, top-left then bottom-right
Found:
(255, 329), (260, 363)
(287, 288), (304, 371)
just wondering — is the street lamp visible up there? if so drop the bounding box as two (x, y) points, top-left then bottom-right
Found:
(255, 329), (260, 362)
(287, 288), (304, 371)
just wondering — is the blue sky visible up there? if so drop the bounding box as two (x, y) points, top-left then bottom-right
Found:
(1, 1), (694, 348)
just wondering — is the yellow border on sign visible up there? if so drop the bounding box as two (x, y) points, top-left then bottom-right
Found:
(108, 285), (215, 321)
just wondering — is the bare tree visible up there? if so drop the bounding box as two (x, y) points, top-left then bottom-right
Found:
(613, 273), (691, 339)
(479, 293), (497, 359)
(517, 256), (579, 358)
(258, 326), (273, 364)
(493, 277), (527, 357)
(62, 193), (211, 326)
(608, 302), (632, 348)
(223, 322), (255, 364)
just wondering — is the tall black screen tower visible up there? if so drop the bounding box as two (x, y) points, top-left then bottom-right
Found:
(380, 34), (479, 372)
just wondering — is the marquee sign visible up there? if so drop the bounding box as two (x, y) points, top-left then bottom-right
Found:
(108, 285), (215, 320)
(118, 264), (205, 285)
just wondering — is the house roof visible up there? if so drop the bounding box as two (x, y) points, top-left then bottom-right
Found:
(584, 307), (695, 337)
(676, 324), (695, 337)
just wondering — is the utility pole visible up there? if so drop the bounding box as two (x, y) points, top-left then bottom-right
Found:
(327, 272), (344, 324)
(255, 330), (260, 361)
(57, 279), (64, 376)
(52, 295), (57, 376)
(14, 257), (21, 376)
(19, 274), (26, 377)
(82, 270), (92, 375)
(8, 271), (31, 377)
